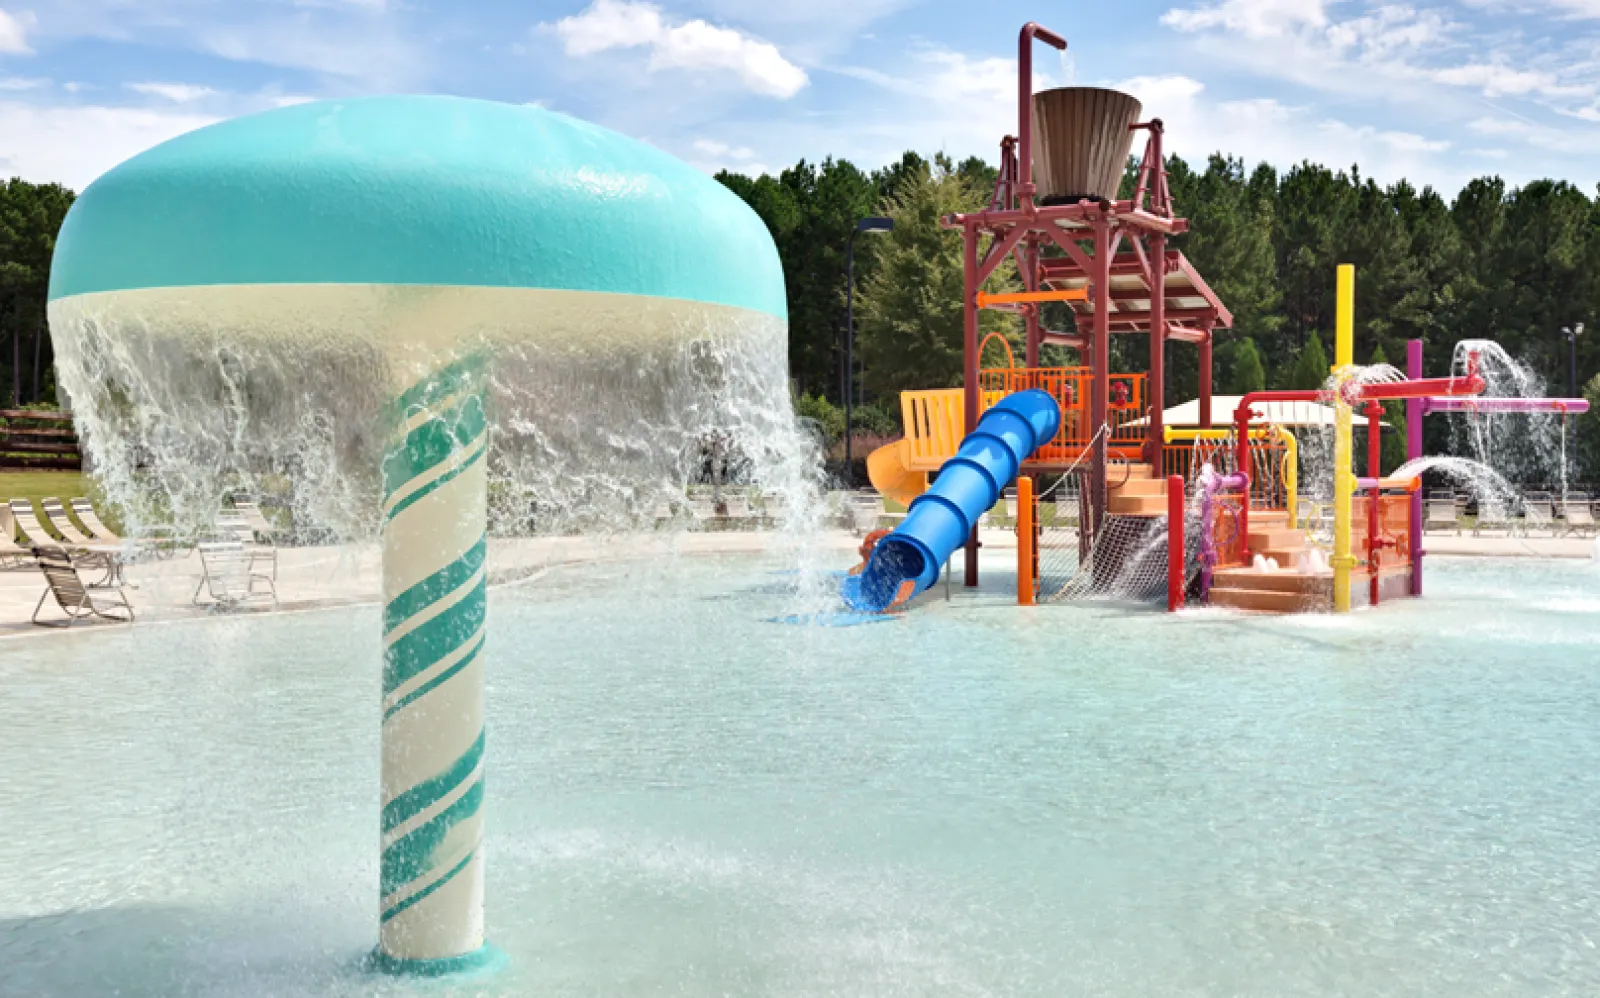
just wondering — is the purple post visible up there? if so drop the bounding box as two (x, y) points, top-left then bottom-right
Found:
(1406, 340), (1424, 596)
(1198, 463), (1250, 599)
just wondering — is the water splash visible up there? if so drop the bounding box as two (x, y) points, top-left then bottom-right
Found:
(1448, 339), (1572, 495)
(50, 286), (833, 606)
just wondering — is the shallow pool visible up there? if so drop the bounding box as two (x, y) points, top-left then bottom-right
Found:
(3, 555), (1598, 997)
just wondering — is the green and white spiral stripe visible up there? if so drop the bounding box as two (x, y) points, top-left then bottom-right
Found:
(375, 355), (493, 971)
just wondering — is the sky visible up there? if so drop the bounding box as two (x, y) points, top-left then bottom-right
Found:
(3, 0), (1600, 196)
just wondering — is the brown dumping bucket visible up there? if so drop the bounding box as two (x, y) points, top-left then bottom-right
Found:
(1031, 87), (1143, 203)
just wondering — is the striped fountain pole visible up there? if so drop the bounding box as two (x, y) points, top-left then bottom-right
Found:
(370, 355), (498, 975)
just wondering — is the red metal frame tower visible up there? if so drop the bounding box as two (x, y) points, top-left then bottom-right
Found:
(940, 22), (1234, 585)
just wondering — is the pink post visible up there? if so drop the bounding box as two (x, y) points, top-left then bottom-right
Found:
(1406, 339), (1424, 596)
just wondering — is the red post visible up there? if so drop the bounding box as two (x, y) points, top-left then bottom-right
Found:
(1146, 232), (1166, 468)
(1089, 217), (1111, 538)
(963, 222), (981, 587)
(1198, 334), (1213, 430)
(1017, 23), (1067, 206)
(1166, 474), (1184, 611)
(1023, 237), (1041, 369)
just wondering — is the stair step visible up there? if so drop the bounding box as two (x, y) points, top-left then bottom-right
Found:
(1252, 510), (1290, 525)
(1259, 547), (1315, 568)
(1108, 494), (1169, 516)
(1248, 527), (1306, 550)
(1111, 477), (1168, 498)
(1207, 585), (1325, 613)
(1212, 567), (1333, 594)
(1111, 463), (1154, 480)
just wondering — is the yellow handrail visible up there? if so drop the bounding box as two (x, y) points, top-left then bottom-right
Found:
(1163, 425), (1298, 525)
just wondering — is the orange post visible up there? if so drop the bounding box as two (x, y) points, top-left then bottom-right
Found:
(1017, 476), (1035, 605)
(1166, 474), (1184, 612)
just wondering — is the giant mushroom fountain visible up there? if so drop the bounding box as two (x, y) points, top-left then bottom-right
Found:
(47, 95), (792, 975)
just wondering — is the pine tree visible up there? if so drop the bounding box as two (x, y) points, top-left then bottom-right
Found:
(1223, 337), (1266, 394)
(1283, 333), (1331, 391)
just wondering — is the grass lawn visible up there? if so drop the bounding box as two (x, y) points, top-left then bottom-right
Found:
(0, 471), (90, 510)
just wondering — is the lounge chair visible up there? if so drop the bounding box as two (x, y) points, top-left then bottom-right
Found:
(40, 497), (100, 547)
(1473, 497), (1511, 536)
(218, 506), (277, 579)
(723, 492), (753, 524)
(849, 492), (883, 534)
(193, 540), (277, 610)
(10, 498), (120, 570)
(31, 545), (133, 626)
(1562, 493), (1596, 537)
(1520, 491), (1556, 537)
(758, 491), (788, 527)
(68, 497), (121, 543)
(229, 497), (279, 544)
(1424, 490), (1461, 535)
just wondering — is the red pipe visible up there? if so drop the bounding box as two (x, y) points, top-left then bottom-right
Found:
(1017, 22), (1067, 206)
(1167, 474), (1185, 611)
(1231, 390), (1322, 556)
(1357, 374), (1484, 401)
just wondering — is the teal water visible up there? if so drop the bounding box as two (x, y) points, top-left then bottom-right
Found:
(2, 555), (1598, 996)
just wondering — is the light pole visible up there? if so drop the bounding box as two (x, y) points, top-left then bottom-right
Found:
(1561, 323), (1583, 491)
(845, 216), (894, 487)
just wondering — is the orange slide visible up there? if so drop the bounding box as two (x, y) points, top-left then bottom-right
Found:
(865, 439), (928, 508)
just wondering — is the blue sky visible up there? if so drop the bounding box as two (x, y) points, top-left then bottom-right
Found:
(3, 0), (1600, 196)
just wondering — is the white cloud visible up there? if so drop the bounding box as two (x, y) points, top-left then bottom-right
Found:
(549, 0), (808, 99)
(693, 138), (756, 159)
(1432, 62), (1587, 98)
(1162, 0), (1327, 38)
(0, 7), (35, 54)
(0, 76), (45, 90)
(1114, 74), (1455, 186)
(0, 99), (217, 189)
(62, 81), (89, 93)
(126, 81), (219, 103)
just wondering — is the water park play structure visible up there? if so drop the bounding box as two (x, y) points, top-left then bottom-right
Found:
(852, 21), (1590, 617)
(28, 14), (1595, 991)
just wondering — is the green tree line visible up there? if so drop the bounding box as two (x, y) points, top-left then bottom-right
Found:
(718, 152), (1600, 480)
(0, 178), (74, 409)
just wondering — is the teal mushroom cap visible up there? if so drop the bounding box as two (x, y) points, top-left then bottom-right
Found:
(48, 95), (786, 320)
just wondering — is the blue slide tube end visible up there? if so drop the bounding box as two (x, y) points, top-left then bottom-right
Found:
(839, 389), (1060, 614)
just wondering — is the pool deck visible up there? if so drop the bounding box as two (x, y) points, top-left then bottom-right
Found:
(0, 525), (1591, 638)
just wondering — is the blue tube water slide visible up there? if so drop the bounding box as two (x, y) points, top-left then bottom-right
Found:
(841, 389), (1062, 612)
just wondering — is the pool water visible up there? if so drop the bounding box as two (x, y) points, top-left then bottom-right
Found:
(3, 555), (1598, 996)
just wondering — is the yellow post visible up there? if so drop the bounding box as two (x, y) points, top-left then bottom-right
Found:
(1332, 264), (1356, 612)
(1017, 476), (1035, 605)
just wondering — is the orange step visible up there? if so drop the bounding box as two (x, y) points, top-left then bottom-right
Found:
(1212, 567), (1332, 594)
(1247, 527), (1307, 551)
(1111, 477), (1168, 498)
(1207, 586), (1323, 613)
(1108, 494), (1168, 516)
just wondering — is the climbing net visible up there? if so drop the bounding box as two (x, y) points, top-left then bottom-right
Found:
(1028, 424), (1206, 605)
(1040, 510), (1205, 603)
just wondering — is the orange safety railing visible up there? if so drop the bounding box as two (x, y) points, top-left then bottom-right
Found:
(1352, 493), (1412, 569)
(977, 367), (1147, 462)
(1210, 490), (1249, 570)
